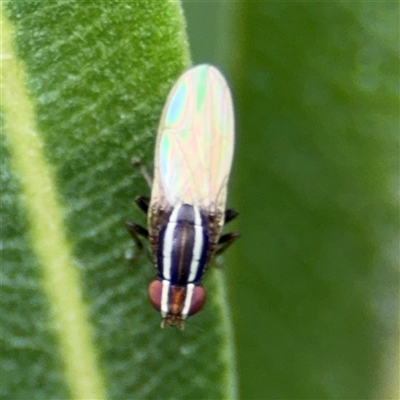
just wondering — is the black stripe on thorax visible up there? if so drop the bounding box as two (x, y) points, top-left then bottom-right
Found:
(157, 204), (209, 285)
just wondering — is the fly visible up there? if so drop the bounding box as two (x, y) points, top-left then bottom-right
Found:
(126, 64), (239, 329)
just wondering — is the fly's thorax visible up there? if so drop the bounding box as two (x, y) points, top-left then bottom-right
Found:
(156, 203), (209, 284)
(147, 203), (216, 326)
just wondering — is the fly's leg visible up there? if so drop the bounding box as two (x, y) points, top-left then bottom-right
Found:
(125, 220), (152, 263)
(126, 159), (150, 245)
(135, 196), (149, 214)
(125, 197), (148, 255)
(126, 160), (153, 262)
(125, 196), (149, 252)
(214, 208), (240, 256)
(126, 196), (149, 248)
(224, 209), (239, 225)
(126, 220), (149, 249)
(215, 231), (240, 256)
(131, 157), (152, 188)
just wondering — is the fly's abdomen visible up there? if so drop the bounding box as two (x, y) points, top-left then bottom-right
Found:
(157, 204), (208, 285)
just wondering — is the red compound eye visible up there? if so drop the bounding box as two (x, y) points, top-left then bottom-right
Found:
(148, 280), (206, 318)
(148, 280), (162, 312)
(188, 285), (206, 316)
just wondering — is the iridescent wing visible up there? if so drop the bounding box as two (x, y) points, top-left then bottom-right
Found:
(150, 65), (235, 217)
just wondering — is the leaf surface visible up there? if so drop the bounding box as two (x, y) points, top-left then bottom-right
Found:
(1, 2), (237, 399)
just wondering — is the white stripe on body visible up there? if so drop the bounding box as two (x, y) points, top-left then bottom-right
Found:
(160, 205), (203, 319)
(181, 283), (195, 319)
(161, 205), (181, 280)
(188, 207), (203, 282)
(161, 279), (170, 317)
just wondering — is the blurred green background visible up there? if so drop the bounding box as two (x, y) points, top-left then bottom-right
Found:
(2, 1), (398, 399)
(183, 1), (399, 399)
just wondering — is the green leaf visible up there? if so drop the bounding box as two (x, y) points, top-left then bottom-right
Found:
(1, 2), (237, 399)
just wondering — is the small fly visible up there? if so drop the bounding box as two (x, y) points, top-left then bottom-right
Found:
(126, 65), (239, 329)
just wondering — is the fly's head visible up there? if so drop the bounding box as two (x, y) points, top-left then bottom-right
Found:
(148, 280), (206, 330)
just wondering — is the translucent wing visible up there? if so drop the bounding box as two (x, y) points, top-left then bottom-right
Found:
(151, 65), (235, 215)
